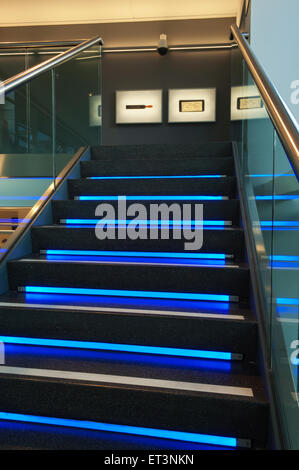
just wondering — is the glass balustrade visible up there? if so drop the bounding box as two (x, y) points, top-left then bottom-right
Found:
(231, 41), (299, 449)
(0, 41), (102, 254)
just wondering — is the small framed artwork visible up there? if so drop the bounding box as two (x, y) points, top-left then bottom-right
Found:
(116, 89), (162, 124)
(230, 85), (268, 120)
(168, 88), (216, 123)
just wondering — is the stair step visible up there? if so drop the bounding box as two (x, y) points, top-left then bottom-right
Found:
(31, 226), (245, 261)
(0, 141), (270, 449)
(68, 176), (237, 199)
(52, 199), (240, 226)
(81, 157), (234, 177)
(7, 257), (251, 302)
(91, 142), (233, 160)
(0, 291), (256, 361)
(0, 352), (268, 448)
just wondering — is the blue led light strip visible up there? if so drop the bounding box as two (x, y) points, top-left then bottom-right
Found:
(89, 175), (225, 180)
(77, 195), (226, 201)
(0, 218), (30, 224)
(44, 250), (228, 260)
(276, 298), (299, 306)
(61, 219), (230, 227)
(0, 411), (237, 447)
(270, 255), (299, 261)
(248, 174), (287, 178)
(23, 286), (234, 302)
(0, 196), (45, 201)
(256, 196), (299, 200)
(0, 335), (233, 360)
(260, 221), (299, 227)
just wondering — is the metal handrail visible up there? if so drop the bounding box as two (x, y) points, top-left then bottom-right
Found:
(0, 39), (86, 49)
(231, 24), (299, 179)
(0, 35), (103, 95)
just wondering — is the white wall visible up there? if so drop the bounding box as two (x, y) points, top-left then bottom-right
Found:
(250, 0), (299, 126)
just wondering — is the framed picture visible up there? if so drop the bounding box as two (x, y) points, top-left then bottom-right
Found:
(230, 85), (268, 120)
(168, 88), (216, 123)
(116, 89), (162, 124)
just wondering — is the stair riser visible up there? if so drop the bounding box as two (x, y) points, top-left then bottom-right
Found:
(0, 376), (268, 446)
(91, 142), (233, 160)
(68, 178), (237, 198)
(0, 306), (257, 360)
(8, 262), (250, 300)
(31, 227), (245, 260)
(81, 158), (234, 177)
(52, 200), (240, 226)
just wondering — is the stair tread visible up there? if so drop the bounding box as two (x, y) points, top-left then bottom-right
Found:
(0, 360), (267, 402)
(13, 253), (249, 269)
(0, 290), (255, 320)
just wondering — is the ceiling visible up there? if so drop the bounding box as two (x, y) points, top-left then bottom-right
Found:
(0, 0), (243, 27)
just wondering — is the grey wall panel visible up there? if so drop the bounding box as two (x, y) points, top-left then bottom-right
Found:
(102, 49), (231, 145)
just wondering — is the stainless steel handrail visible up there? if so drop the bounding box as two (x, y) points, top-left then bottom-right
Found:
(0, 39), (86, 49)
(1, 35), (103, 95)
(231, 24), (299, 179)
(0, 146), (88, 269)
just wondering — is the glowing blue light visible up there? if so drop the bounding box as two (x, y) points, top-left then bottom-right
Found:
(256, 196), (299, 200)
(24, 292), (231, 312)
(45, 250), (227, 260)
(89, 175), (225, 180)
(276, 298), (299, 306)
(4, 344), (232, 371)
(0, 196), (45, 200)
(45, 255), (227, 266)
(270, 255), (299, 262)
(0, 412), (237, 447)
(276, 305), (299, 315)
(0, 218), (30, 224)
(24, 286), (232, 302)
(0, 177), (54, 180)
(0, 335), (232, 360)
(270, 261), (299, 269)
(62, 219), (228, 227)
(248, 174), (287, 178)
(260, 221), (299, 227)
(77, 195), (225, 201)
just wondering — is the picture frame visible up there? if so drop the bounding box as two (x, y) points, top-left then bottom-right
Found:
(168, 88), (216, 123)
(115, 89), (163, 124)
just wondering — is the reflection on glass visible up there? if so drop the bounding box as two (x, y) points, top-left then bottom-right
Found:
(0, 42), (102, 253)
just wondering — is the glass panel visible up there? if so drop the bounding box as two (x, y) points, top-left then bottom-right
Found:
(0, 48), (28, 80)
(271, 133), (299, 449)
(54, 44), (101, 177)
(231, 42), (299, 449)
(0, 70), (54, 254)
(231, 54), (275, 349)
(0, 41), (102, 254)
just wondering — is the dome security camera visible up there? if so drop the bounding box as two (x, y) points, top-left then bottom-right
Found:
(157, 33), (168, 55)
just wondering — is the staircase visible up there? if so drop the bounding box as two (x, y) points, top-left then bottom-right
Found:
(0, 142), (269, 450)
